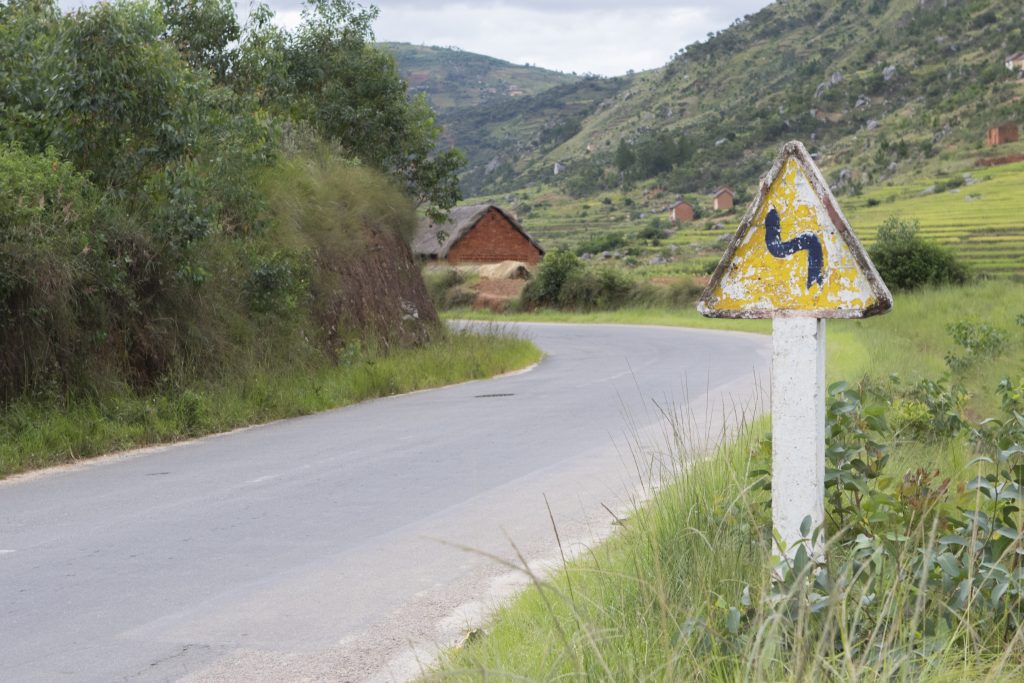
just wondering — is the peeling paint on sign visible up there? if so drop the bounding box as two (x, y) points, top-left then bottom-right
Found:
(698, 141), (892, 319)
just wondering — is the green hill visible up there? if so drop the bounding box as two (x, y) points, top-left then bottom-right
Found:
(381, 42), (579, 115)
(399, 0), (1024, 275)
(396, 1), (1020, 196)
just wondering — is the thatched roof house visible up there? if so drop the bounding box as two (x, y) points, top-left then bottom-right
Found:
(412, 204), (544, 265)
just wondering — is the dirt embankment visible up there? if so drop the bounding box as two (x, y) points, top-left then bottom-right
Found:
(471, 278), (528, 312)
(313, 225), (440, 353)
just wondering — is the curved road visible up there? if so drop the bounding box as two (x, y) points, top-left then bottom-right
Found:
(0, 323), (769, 682)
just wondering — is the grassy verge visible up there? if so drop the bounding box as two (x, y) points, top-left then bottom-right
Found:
(429, 281), (1024, 681)
(0, 329), (541, 478)
(448, 280), (1023, 412)
(445, 305), (772, 334)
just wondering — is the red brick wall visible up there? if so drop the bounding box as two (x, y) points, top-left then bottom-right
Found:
(988, 124), (1019, 146)
(713, 193), (734, 211)
(671, 204), (694, 222)
(447, 209), (542, 264)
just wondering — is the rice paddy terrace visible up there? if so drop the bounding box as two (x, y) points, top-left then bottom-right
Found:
(844, 160), (1024, 277)
(483, 159), (1024, 279)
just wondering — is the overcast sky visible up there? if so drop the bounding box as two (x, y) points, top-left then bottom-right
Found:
(59, 1), (773, 76)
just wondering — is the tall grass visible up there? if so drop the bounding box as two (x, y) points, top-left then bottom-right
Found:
(0, 329), (540, 478)
(433, 420), (1023, 682)
(428, 281), (1024, 681)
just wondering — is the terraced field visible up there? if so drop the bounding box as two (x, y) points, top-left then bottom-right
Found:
(844, 161), (1024, 276)
(469, 159), (1024, 278)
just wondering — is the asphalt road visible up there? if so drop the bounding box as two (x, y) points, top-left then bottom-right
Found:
(0, 322), (770, 682)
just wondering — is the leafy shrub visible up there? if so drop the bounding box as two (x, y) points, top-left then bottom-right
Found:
(520, 249), (583, 308)
(245, 252), (307, 315)
(662, 278), (705, 307)
(423, 268), (465, 310)
(945, 320), (1008, 372)
(575, 232), (624, 256)
(443, 286), (477, 310)
(638, 217), (666, 240)
(558, 266), (635, 311)
(868, 216), (969, 290)
(746, 376), (1024, 662)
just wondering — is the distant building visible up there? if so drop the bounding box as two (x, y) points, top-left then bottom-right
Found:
(668, 200), (694, 223)
(712, 187), (735, 211)
(987, 122), (1020, 146)
(553, 162), (566, 175)
(413, 204), (544, 265)
(1005, 52), (1024, 71)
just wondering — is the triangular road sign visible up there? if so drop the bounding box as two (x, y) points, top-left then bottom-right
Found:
(698, 141), (892, 319)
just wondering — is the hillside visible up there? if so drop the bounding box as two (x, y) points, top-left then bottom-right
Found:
(405, 0), (1022, 202)
(381, 43), (579, 115)
(382, 43), (624, 196)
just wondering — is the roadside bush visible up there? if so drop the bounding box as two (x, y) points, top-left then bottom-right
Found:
(869, 216), (969, 290)
(574, 232), (625, 256)
(663, 277), (705, 307)
(423, 268), (465, 310)
(0, 145), (101, 397)
(945, 320), (1009, 372)
(744, 376), (1024, 671)
(558, 266), (635, 310)
(520, 249), (583, 308)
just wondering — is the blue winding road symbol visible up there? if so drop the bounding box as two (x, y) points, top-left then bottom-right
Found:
(764, 208), (824, 289)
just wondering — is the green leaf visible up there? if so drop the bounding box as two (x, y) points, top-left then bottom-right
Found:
(939, 535), (968, 547)
(828, 381), (850, 395)
(991, 580), (1009, 607)
(937, 553), (960, 579)
(800, 515), (813, 537)
(726, 607), (741, 635)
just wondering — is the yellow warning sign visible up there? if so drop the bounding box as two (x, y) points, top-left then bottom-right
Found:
(698, 141), (892, 319)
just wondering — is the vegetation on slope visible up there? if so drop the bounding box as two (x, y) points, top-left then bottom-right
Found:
(0, 0), (538, 473)
(382, 42), (579, 116)
(397, 0), (1023, 205)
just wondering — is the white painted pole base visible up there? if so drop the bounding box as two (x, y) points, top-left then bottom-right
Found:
(771, 317), (826, 562)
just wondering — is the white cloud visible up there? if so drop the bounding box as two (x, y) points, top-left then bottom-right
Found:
(60, 0), (772, 76)
(369, 1), (770, 75)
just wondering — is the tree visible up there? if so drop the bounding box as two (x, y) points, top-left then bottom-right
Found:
(614, 139), (635, 172)
(280, 0), (464, 218)
(869, 217), (968, 290)
(160, 0), (240, 82)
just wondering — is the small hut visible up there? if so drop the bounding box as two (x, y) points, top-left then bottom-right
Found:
(668, 199), (694, 223)
(712, 187), (735, 211)
(987, 123), (1020, 146)
(413, 204), (544, 265)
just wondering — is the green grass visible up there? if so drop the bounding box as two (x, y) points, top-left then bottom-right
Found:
(428, 281), (1024, 681)
(445, 305), (771, 334)
(0, 329), (541, 478)
(447, 280), (1024, 415)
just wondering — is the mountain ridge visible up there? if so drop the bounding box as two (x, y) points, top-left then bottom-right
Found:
(388, 0), (1024, 201)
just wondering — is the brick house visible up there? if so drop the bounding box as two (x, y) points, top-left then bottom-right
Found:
(987, 122), (1020, 146)
(712, 186), (735, 211)
(412, 204), (544, 265)
(1006, 52), (1024, 71)
(668, 199), (694, 223)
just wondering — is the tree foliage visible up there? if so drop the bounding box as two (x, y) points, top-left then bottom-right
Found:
(0, 0), (458, 399)
(869, 217), (969, 291)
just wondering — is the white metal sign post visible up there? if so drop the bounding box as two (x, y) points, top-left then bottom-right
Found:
(698, 141), (892, 560)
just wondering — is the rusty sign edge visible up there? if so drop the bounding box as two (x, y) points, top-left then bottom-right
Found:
(697, 140), (894, 319)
